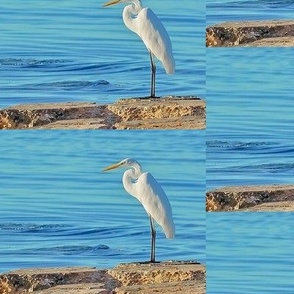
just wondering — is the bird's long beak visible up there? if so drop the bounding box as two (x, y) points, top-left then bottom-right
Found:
(102, 162), (121, 172)
(102, 0), (121, 7)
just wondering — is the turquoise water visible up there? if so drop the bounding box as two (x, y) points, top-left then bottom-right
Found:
(1, 1), (294, 293)
(206, 48), (294, 292)
(206, 0), (294, 25)
(0, 130), (205, 273)
(207, 48), (294, 190)
(0, 0), (205, 108)
(207, 213), (294, 293)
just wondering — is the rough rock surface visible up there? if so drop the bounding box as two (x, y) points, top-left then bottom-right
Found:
(0, 267), (110, 294)
(206, 184), (294, 212)
(0, 97), (205, 130)
(240, 201), (294, 212)
(206, 20), (294, 47)
(0, 261), (206, 294)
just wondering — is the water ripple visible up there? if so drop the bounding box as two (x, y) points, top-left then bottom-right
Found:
(257, 0), (294, 8)
(0, 58), (68, 67)
(24, 80), (110, 90)
(211, 0), (294, 8)
(0, 223), (68, 232)
(207, 140), (273, 150)
(31, 244), (110, 255)
(239, 162), (294, 173)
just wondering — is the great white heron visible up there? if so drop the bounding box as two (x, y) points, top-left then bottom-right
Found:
(103, 0), (175, 98)
(102, 158), (175, 263)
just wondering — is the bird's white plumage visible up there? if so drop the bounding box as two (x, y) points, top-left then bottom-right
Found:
(103, 0), (175, 97)
(133, 172), (175, 238)
(102, 158), (175, 239)
(128, 7), (175, 74)
(102, 158), (175, 262)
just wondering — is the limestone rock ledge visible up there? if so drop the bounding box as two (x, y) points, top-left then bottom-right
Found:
(206, 20), (294, 47)
(206, 184), (294, 212)
(0, 261), (206, 294)
(0, 96), (205, 130)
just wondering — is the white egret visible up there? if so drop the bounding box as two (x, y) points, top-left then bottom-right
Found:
(102, 158), (175, 263)
(102, 0), (175, 98)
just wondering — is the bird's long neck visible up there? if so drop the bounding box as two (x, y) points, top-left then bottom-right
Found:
(122, 162), (143, 197)
(122, 0), (142, 33)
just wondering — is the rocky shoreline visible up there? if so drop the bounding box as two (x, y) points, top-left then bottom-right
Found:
(0, 96), (205, 130)
(0, 261), (206, 294)
(206, 184), (294, 212)
(206, 20), (294, 47)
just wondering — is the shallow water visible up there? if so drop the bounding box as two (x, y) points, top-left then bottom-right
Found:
(206, 47), (294, 292)
(0, 0), (205, 108)
(206, 0), (294, 25)
(207, 48), (294, 190)
(207, 213), (294, 293)
(0, 130), (205, 273)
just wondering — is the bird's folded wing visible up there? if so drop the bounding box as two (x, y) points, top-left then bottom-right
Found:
(137, 172), (175, 238)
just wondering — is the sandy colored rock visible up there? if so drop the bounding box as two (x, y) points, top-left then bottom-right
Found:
(0, 261), (205, 294)
(109, 261), (205, 294)
(0, 96), (205, 130)
(240, 201), (294, 212)
(108, 96), (203, 119)
(115, 280), (204, 294)
(206, 20), (294, 47)
(38, 118), (108, 129)
(108, 97), (205, 130)
(115, 115), (204, 130)
(33, 283), (106, 294)
(0, 102), (115, 130)
(243, 36), (294, 47)
(108, 261), (205, 284)
(0, 276), (11, 294)
(0, 267), (115, 294)
(206, 184), (294, 212)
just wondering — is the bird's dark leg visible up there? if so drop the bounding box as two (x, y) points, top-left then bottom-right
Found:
(149, 51), (156, 98)
(149, 216), (156, 263)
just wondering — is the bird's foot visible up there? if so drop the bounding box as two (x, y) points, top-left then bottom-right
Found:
(132, 260), (160, 265)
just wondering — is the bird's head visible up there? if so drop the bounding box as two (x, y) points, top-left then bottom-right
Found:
(102, 158), (134, 172)
(102, 0), (125, 7)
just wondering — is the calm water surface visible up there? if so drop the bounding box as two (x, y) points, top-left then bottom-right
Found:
(206, 48), (294, 292)
(207, 0), (294, 25)
(0, 0), (205, 108)
(207, 48), (294, 190)
(0, 130), (205, 273)
(207, 213), (294, 293)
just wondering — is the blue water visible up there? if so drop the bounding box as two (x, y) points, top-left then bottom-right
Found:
(207, 48), (294, 292)
(0, 0), (205, 109)
(207, 48), (294, 190)
(2, 1), (294, 293)
(0, 130), (205, 273)
(207, 0), (294, 25)
(207, 213), (294, 293)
